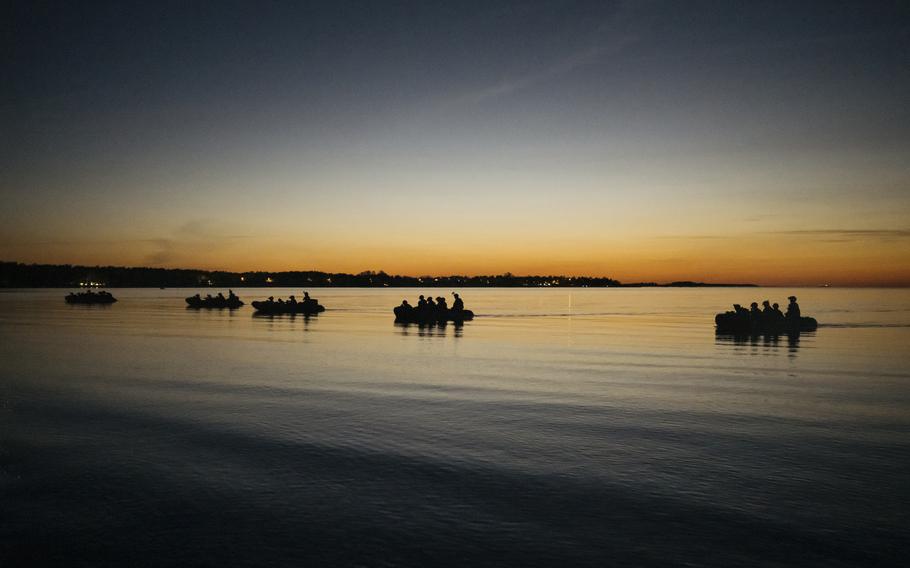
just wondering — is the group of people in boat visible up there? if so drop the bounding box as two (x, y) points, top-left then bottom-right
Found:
(729, 296), (800, 325)
(189, 290), (240, 303)
(258, 291), (318, 308)
(66, 290), (117, 303)
(395, 292), (472, 322)
(398, 292), (464, 312)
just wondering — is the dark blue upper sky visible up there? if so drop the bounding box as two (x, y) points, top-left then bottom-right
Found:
(2, 1), (909, 283)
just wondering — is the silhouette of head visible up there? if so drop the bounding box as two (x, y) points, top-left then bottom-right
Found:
(788, 296), (797, 301)
(762, 300), (770, 307)
(733, 304), (741, 309)
(772, 303), (779, 309)
(750, 302), (758, 308)
(419, 295), (424, 300)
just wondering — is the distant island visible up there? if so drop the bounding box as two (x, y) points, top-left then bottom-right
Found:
(0, 262), (757, 288)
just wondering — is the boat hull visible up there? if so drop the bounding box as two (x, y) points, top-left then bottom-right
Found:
(394, 306), (474, 324)
(65, 295), (117, 304)
(186, 296), (244, 309)
(715, 312), (817, 334)
(251, 300), (325, 315)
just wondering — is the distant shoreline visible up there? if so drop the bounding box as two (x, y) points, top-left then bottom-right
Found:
(0, 261), (757, 288)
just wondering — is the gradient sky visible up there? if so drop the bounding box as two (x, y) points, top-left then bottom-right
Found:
(2, 1), (909, 285)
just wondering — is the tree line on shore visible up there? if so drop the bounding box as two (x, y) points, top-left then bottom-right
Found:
(0, 262), (754, 288)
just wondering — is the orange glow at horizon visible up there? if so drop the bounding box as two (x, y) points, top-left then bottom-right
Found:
(4, 229), (908, 286)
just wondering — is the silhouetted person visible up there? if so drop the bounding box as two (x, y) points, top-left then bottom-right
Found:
(268, 296), (275, 303)
(217, 292), (225, 300)
(228, 289), (236, 299)
(288, 295), (297, 305)
(761, 300), (773, 324)
(399, 299), (412, 312)
(749, 302), (761, 321)
(786, 296), (800, 320)
(772, 302), (784, 322)
(417, 295), (427, 308)
(206, 294), (214, 301)
(452, 292), (464, 312)
(436, 297), (448, 312)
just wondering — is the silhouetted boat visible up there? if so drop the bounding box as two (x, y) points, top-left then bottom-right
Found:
(65, 291), (117, 304)
(251, 300), (325, 315)
(714, 311), (817, 333)
(394, 306), (474, 324)
(185, 295), (244, 309)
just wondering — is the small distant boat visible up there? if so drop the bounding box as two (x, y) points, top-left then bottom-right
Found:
(251, 299), (325, 315)
(394, 306), (474, 324)
(186, 295), (244, 309)
(715, 312), (817, 334)
(66, 291), (117, 304)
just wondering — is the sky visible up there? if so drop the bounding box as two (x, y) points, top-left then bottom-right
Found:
(2, 0), (909, 285)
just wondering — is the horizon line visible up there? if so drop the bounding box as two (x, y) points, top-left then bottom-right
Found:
(3, 260), (909, 288)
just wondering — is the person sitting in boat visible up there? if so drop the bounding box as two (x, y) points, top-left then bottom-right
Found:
(771, 303), (785, 322)
(452, 293), (464, 312)
(217, 292), (226, 301)
(398, 299), (413, 313)
(786, 296), (800, 320)
(192, 293), (201, 301)
(228, 290), (237, 300)
(205, 294), (214, 301)
(288, 295), (298, 305)
(761, 300), (773, 323)
(436, 296), (448, 311)
(417, 295), (426, 308)
(267, 296), (275, 303)
(749, 302), (761, 321)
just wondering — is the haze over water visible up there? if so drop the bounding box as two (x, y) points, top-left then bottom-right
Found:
(2, 288), (908, 566)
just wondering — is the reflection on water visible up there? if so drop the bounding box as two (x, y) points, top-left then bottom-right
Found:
(1, 287), (909, 567)
(394, 321), (464, 338)
(715, 329), (814, 356)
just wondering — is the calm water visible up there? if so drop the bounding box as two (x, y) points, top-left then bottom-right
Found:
(1, 288), (909, 567)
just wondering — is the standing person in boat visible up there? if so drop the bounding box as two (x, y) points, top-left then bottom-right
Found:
(452, 292), (464, 312)
(786, 296), (800, 321)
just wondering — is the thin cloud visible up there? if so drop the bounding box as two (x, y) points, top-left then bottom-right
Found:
(145, 219), (253, 265)
(454, 2), (640, 105)
(654, 229), (910, 242)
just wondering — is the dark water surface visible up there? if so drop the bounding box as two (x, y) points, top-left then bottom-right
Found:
(2, 288), (909, 566)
